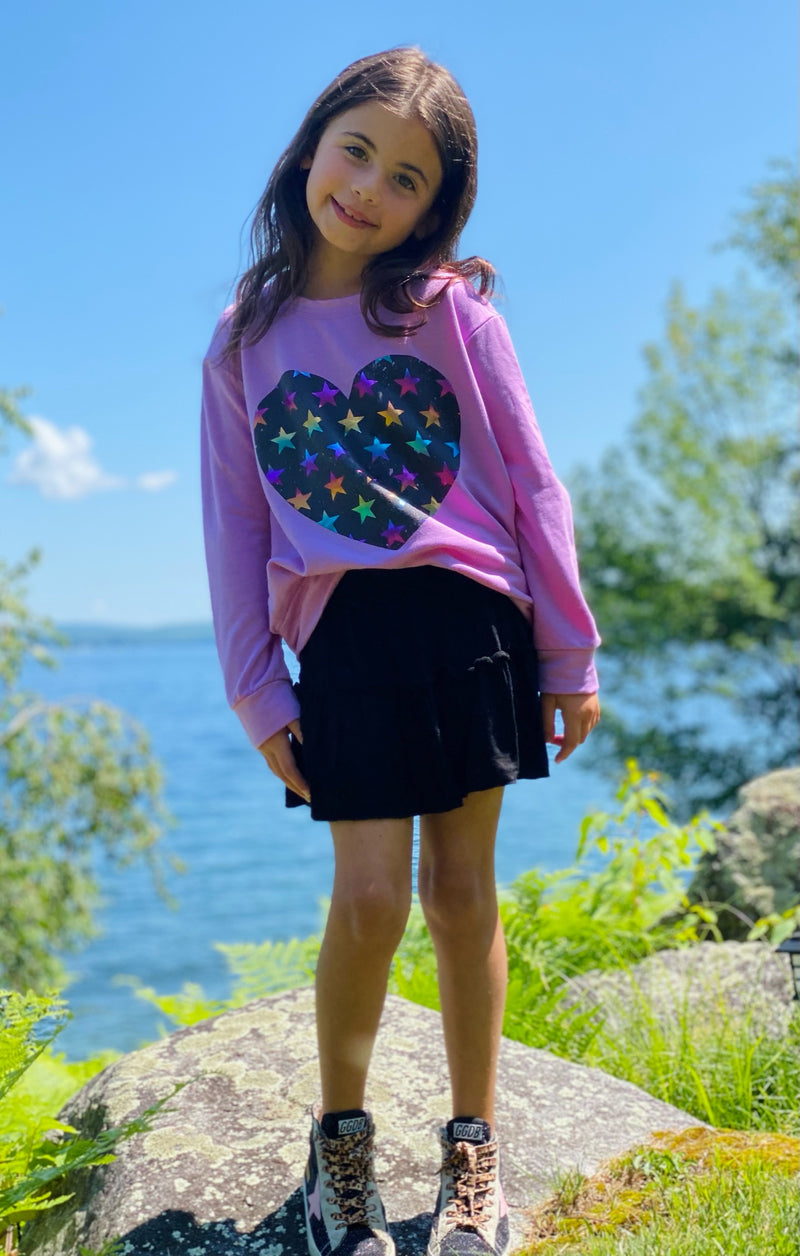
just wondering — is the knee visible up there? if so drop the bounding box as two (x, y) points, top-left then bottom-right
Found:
(418, 864), (498, 943)
(330, 880), (411, 950)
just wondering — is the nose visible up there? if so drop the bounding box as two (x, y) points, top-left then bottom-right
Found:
(352, 168), (380, 205)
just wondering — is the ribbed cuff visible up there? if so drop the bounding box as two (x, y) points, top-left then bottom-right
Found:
(537, 648), (598, 694)
(234, 679), (302, 750)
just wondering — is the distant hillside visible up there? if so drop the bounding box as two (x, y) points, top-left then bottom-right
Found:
(57, 622), (215, 646)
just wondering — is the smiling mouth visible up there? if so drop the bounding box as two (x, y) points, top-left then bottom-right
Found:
(331, 197), (376, 228)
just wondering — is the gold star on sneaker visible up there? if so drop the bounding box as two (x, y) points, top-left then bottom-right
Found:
(421, 497), (440, 515)
(420, 405), (441, 428)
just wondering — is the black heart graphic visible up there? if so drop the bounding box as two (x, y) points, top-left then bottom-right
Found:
(252, 355), (461, 549)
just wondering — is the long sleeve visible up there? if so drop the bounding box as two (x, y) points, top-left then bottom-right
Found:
(465, 314), (600, 693)
(200, 341), (301, 747)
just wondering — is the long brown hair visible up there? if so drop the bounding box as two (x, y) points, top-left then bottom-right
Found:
(221, 47), (494, 361)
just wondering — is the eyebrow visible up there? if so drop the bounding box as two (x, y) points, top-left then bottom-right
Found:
(340, 130), (431, 187)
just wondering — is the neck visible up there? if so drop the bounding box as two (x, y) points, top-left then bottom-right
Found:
(302, 240), (367, 300)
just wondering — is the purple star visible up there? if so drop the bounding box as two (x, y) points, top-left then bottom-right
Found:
(353, 371), (377, 398)
(393, 466), (418, 492)
(381, 522), (406, 547)
(437, 377), (455, 397)
(300, 450), (319, 475)
(266, 466), (283, 485)
(394, 369), (420, 396)
(327, 442), (346, 458)
(283, 390), (297, 411)
(312, 381), (339, 407)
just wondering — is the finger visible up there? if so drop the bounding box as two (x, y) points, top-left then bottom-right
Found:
(266, 740), (311, 802)
(288, 717), (303, 744)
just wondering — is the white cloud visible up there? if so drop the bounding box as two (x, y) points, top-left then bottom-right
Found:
(137, 470), (178, 492)
(9, 417), (177, 500)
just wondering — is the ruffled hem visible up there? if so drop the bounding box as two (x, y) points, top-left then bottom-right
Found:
(286, 643), (548, 821)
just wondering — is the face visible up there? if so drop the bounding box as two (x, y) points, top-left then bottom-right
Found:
(300, 101), (444, 283)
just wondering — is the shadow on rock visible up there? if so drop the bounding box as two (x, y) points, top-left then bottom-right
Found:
(105, 1192), (433, 1255)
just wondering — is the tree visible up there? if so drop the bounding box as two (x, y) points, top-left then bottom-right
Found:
(571, 158), (799, 815)
(0, 376), (176, 992)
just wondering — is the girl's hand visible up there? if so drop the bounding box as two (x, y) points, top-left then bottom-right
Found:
(257, 718), (311, 802)
(541, 692), (600, 764)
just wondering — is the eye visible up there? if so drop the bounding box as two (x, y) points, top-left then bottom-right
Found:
(395, 173), (417, 192)
(344, 144), (367, 160)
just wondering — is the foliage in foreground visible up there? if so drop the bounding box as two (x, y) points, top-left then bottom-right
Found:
(571, 157), (800, 814)
(0, 990), (180, 1255)
(520, 1126), (800, 1255)
(121, 762), (799, 1138)
(0, 380), (179, 994)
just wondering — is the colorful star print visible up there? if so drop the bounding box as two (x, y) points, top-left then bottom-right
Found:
(353, 371), (377, 397)
(312, 381), (339, 407)
(365, 436), (391, 462)
(353, 495), (376, 522)
(287, 488), (312, 511)
(271, 427), (296, 452)
(340, 410), (364, 433)
(394, 369), (420, 396)
(378, 401), (404, 427)
(325, 473), (346, 500)
(253, 355), (460, 549)
(406, 432), (432, 456)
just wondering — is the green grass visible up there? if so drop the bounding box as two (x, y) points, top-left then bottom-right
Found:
(519, 1128), (799, 1255)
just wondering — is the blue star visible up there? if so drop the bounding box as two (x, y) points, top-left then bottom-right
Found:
(445, 441), (460, 458)
(292, 369), (311, 377)
(376, 354), (394, 363)
(319, 512), (339, 530)
(327, 442), (346, 458)
(365, 436), (391, 462)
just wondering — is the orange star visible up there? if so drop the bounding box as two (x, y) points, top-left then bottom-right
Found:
(287, 488), (312, 511)
(325, 474), (346, 500)
(420, 405), (441, 428)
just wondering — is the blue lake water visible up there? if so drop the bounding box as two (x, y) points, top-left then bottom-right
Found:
(19, 634), (616, 1061)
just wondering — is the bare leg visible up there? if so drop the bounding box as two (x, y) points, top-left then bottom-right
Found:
(418, 787), (507, 1128)
(316, 815), (414, 1114)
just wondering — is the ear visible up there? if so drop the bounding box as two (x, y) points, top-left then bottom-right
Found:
(413, 208), (440, 241)
(299, 153), (313, 171)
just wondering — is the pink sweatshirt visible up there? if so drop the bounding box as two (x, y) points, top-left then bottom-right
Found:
(201, 275), (600, 749)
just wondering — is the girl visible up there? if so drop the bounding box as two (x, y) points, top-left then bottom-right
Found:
(201, 46), (600, 1256)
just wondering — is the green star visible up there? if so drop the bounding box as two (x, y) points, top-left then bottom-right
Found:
(406, 432), (432, 457)
(352, 495), (376, 522)
(271, 426), (296, 452)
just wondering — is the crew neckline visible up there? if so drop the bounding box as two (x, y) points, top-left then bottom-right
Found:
(291, 290), (364, 315)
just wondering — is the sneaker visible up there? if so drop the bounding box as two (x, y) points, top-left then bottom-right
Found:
(302, 1106), (395, 1256)
(426, 1118), (510, 1256)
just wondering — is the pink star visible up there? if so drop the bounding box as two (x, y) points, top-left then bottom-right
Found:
(353, 371), (377, 398)
(254, 411), (267, 427)
(312, 381), (340, 407)
(436, 377), (455, 397)
(283, 390), (297, 411)
(381, 522), (406, 546)
(394, 369), (420, 396)
(393, 466), (418, 492)
(435, 465), (455, 487)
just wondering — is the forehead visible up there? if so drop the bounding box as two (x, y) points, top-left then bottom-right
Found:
(322, 102), (442, 180)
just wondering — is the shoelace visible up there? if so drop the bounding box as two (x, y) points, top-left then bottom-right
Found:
(440, 1140), (498, 1228)
(322, 1128), (379, 1229)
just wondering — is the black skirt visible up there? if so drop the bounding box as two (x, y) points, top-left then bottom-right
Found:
(285, 565), (549, 821)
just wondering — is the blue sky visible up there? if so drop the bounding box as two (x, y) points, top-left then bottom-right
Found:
(1, 0), (796, 625)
